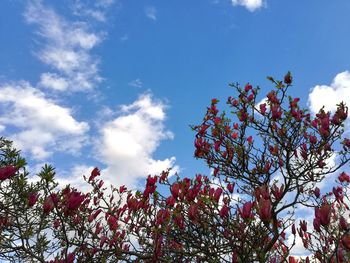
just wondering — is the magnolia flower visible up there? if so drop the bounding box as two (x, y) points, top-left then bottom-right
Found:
(43, 197), (54, 214)
(170, 183), (180, 199)
(28, 192), (39, 207)
(88, 167), (100, 182)
(65, 191), (85, 211)
(309, 135), (317, 144)
(108, 215), (118, 231)
(227, 183), (235, 193)
(314, 187), (320, 198)
(257, 199), (272, 222)
(342, 234), (350, 249)
(315, 204), (331, 226)
(339, 216), (348, 230)
(247, 136), (253, 144)
(288, 256), (298, 263)
(0, 165), (17, 180)
(300, 220), (307, 232)
(259, 103), (267, 115)
(284, 71), (292, 85)
(219, 205), (229, 218)
(188, 204), (198, 221)
(338, 172), (350, 183)
(244, 83), (252, 92)
(239, 201), (253, 220)
(213, 188), (222, 203)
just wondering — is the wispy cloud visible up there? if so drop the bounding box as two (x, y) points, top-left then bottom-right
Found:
(1, 0), (178, 191)
(96, 0), (115, 8)
(0, 82), (89, 160)
(72, 0), (117, 22)
(231, 0), (264, 12)
(145, 6), (157, 21)
(39, 73), (69, 91)
(25, 0), (103, 92)
(128, 78), (143, 88)
(96, 93), (178, 187)
(120, 34), (129, 42)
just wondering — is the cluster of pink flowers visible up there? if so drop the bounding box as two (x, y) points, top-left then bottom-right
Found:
(1, 73), (350, 262)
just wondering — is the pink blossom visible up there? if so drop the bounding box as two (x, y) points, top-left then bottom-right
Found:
(231, 132), (238, 140)
(0, 165), (17, 180)
(289, 256), (298, 263)
(315, 204), (331, 226)
(88, 167), (100, 182)
(300, 220), (307, 232)
(43, 197), (55, 214)
(259, 103), (267, 115)
(257, 198), (272, 222)
(239, 201), (253, 220)
(227, 183), (235, 193)
(314, 187), (320, 198)
(108, 215), (118, 231)
(244, 83), (252, 92)
(65, 191), (85, 211)
(213, 188), (222, 203)
(28, 192), (39, 207)
(247, 136), (253, 144)
(338, 172), (350, 183)
(219, 205), (229, 218)
(170, 183), (180, 199)
(309, 135), (317, 144)
(188, 204), (198, 221)
(339, 216), (348, 230)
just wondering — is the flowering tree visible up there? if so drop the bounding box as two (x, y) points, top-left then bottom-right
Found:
(1, 73), (350, 262)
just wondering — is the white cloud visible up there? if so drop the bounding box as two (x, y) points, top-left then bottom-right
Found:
(97, 94), (178, 187)
(96, 0), (115, 8)
(72, 0), (116, 22)
(6, 0), (178, 193)
(308, 71), (350, 115)
(56, 164), (96, 192)
(0, 82), (89, 160)
(231, 0), (264, 12)
(128, 78), (143, 88)
(25, 0), (103, 92)
(145, 6), (157, 20)
(39, 73), (69, 91)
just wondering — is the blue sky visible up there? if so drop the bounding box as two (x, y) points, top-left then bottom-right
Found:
(1, 0), (350, 190)
(1, 0), (350, 256)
